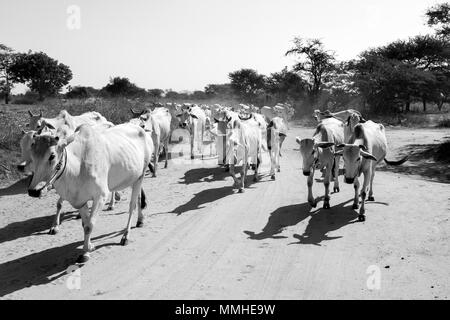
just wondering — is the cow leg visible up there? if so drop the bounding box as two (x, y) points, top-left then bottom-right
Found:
(106, 192), (115, 211)
(49, 197), (63, 235)
(164, 140), (169, 169)
(333, 156), (340, 193)
(352, 178), (360, 210)
(190, 132), (195, 160)
(136, 188), (146, 228)
(153, 140), (159, 177)
(239, 160), (247, 193)
(323, 166), (332, 209)
(254, 151), (261, 182)
(229, 163), (239, 187)
(269, 149), (276, 179)
(121, 180), (141, 246)
(368, 163), (376, 201)
(307, 169), (316, 208)
(200, 127), (205, 160)
(77, 199), (102, 263)
(279, 135), (286, 157)
(359, 170), (370, 221)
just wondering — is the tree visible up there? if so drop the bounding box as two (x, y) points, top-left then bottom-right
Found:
(266, 67), (306, 102)
(0, 44), (14, 104)
(101, 77), (146, 97)
(285, 38), (336, 108)
(426, 2), (450, 39)
(8, 51), (72, 101)
(66, 86), (99, 99)
(147, 88), (164, 98)
(228, 68), (266, 103)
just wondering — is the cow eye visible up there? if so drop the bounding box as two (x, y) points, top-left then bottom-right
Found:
(49, 154), (55, 162)
(356, 158), (361, 162)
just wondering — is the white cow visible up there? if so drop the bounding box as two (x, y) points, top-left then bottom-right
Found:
(267, 117), (287, 180)
(140, 108), (172, 177)
(176, 104), (207, 159)
(19, 124), (118, 235)
(296, 117), (344, 209)
(226, 114), (263, 193)
(27, 123), (152, 263)
(27, 109), (113, 131)
(335, 119), (408, 221)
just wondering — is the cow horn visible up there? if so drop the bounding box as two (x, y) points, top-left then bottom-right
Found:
(28, 110), (35, 117)
(39, 110), (43, 117)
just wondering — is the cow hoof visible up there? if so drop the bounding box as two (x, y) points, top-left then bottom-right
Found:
(271, 175), (276, 180)
(358, 214), (366, 222)
(48, 227), (59, 235)
(152, 173), (157, 178)
(309, 201), (317, 208)
(76, 253), (90, 264)
(164, 164), (168, 169)
(323, 202), (330, 209)
(191, 155), (194, 160)
(334, 187), (340, 193)
(114, 193), (121, 201)
(253, 177), (258, 182)
(368, 196), (375, 201)
(76, 214), (81, 220)
(120, 237), (129, 246)
(238, 188), (245, 193)
(136, 221), (144, 228)
(277, 168), (281, 173)
(106, 206), (113, 211)
(352, 204), (359, 210)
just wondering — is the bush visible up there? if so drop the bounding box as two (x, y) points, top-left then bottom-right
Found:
(12, 91), (39, 105)
(437, 119), (450, 128)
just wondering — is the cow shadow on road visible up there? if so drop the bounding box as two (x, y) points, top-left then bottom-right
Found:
(170, 186), (235, 215)
(0, 211), (79, 245)
(291, 199), (359, 246)
(244, 200), (322, 240)
(0, 231), (121, 298)
(0, 176), (31, 198)
(178, 166), (229, 185)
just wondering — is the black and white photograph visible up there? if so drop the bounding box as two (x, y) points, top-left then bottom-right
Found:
(0, 0), (449, 304)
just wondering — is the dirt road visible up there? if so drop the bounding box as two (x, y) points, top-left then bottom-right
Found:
(0, 125), (449, 299)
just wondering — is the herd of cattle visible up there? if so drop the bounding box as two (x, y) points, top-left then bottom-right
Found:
(17, 103), (407, 263)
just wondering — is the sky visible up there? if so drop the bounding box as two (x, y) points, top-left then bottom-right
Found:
(0, 0), (441, 93)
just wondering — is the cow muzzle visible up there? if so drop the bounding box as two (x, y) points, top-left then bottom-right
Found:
(17, 163), (26, 172)
(345, 177), (355, 184)
(302, 171), (310, 176)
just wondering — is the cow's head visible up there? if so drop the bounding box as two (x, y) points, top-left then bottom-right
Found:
(296, 137), (335, 176)
(27, 110), (44, 130)
(334, 144), (377, 184)
(27, 134), (74, 198)
(17, 130), (35, 172)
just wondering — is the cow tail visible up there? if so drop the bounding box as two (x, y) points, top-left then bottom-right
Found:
(384, 156), (409, 166)
(140, 189), (147, 209)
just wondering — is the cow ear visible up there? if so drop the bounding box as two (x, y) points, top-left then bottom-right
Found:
(21, 129), (27, 135)
(226, 116), (231, 122)
(214, 117), (220, 123)
(359, 116), (367, 123)
(268, 121), (274, 128)
(334, 150), (343, 157)
(295, 137), (302, 145)
(360, 150), (377, 161)
(191, 114), (198, 119)
(28, 110), (34, 117)
(58, 134), (76, 150)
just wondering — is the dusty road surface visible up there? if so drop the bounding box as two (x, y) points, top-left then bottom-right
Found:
(0, 125), (449, 299)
